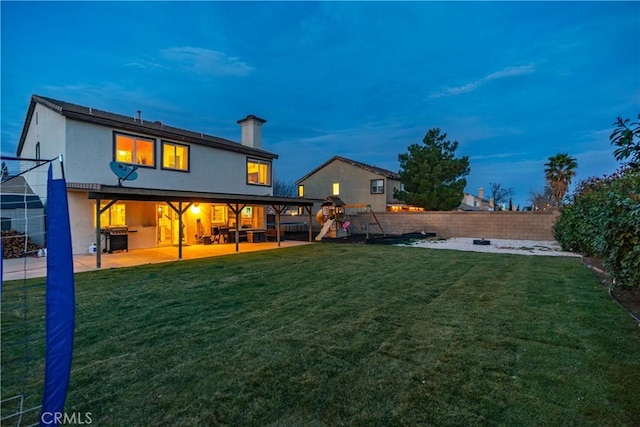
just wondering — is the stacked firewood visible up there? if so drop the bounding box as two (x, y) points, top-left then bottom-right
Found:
(1, 230), (43, 259)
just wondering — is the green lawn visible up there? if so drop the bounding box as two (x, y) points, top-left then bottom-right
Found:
(2, 244), (640, 426)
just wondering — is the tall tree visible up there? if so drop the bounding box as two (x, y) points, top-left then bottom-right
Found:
(488, 182), (514, 211)
(395, 128), (470, 210)
(544, 153), (578, 206)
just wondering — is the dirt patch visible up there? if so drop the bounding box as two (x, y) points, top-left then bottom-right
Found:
(583, 257), (640, 323)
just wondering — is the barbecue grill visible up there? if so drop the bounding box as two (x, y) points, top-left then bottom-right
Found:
(101, 226), (129, 253)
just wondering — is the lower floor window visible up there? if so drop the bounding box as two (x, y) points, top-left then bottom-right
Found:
(95, 203), (126, 226)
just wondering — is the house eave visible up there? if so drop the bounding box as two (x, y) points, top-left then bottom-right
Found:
(84, 184), (320, 207)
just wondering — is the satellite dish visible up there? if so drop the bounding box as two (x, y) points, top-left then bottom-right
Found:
(110, 161), (139, 186)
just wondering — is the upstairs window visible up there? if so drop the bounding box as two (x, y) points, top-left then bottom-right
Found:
(332, 182), (340, 196)
(298, 185), (304, 197)
(371, 179), (384, 194)
(162, 141), (189, 171)
(114, 132), (155, 167)
(247, 158), (271, 186)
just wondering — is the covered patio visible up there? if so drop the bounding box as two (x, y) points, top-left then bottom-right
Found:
(87, 184), (318, 269)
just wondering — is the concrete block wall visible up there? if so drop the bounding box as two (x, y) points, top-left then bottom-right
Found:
(348, 211), (560, 241)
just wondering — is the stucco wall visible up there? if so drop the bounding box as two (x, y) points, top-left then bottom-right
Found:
(18, 104), (67, 201)
(348, 211), (560, 241)
(298, 159), (400, 211)
(67, 194), (164, 253)
(64, 119), (273, 195)
(67, 191), (97, 254)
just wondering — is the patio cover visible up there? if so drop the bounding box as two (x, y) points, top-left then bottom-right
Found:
(82, 184), (319, 268)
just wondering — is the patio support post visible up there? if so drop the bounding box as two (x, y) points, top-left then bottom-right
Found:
(95, 198), (119, 269)
(167, 201), (192, 260)
(178, 202), (183, 259)
(226, 203), (245, 253)
(270, 204), (286, 247)
(95, 198), (101, 268)
(276, 206), (281, 247)
(235, 204), (240, 252)
(305, 206), (313, 242)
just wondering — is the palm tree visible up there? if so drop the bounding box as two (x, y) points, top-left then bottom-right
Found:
(544, 153), (578, 206)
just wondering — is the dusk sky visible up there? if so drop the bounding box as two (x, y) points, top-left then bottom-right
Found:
(2, 1), (638, 207)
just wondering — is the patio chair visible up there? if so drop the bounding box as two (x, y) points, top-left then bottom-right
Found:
(219, 226), (230, 243)
(212, 226), (221, 244)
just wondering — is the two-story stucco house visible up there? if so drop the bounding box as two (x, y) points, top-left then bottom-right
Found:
(296, 156), (408, 212)
(16, 95), (313, 257)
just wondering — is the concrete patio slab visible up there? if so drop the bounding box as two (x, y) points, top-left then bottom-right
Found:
(2, 240), (313, 281)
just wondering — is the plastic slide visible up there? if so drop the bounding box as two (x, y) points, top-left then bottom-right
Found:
(315, 219), (334, 241)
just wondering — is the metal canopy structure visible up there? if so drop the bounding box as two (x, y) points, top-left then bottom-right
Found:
(85, 184), (318, 268)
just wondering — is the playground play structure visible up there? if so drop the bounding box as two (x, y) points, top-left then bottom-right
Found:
(314, 196), (385, 241)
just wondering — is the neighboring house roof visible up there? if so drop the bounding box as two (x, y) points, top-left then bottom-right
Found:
(458, 203), (486, 211)
(1, 175), (36, 194)
(16, 95), (278, 160)
(296, 155), (400, 184)
(1, 176), (44, 209)
(322, 195), (346, 207)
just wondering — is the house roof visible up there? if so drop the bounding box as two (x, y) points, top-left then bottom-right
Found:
(16, 95), (278, 160)
(296, 155), (401, 184)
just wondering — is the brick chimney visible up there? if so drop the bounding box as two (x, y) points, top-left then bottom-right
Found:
(237, 115), (266, 149)
(478, 187), (484, 200)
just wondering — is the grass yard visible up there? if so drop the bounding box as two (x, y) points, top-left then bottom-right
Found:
(2, 243), (640, 426)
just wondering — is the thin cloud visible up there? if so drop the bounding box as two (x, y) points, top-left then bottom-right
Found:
(470, 152), (526, 161)
(485, 64), (535, 81)
(443, 82), (481, 97)
(429, 64), (535, 99)
(125, 60), (166, 70)
(160, 47), (254, 77)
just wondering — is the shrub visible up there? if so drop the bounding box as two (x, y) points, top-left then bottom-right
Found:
(554, 168), (640, 288)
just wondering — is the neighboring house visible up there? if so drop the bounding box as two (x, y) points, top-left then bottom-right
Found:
(0, 175), (45, 244)
(459, 188), (494, 211)
(296, 156), (406, 212)
(15, 95), (312, 255)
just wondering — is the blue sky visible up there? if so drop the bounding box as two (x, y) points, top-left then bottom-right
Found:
(2, 1), (638, 207)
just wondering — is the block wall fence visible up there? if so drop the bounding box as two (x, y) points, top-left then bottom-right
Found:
(347, 211), (561, 241)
